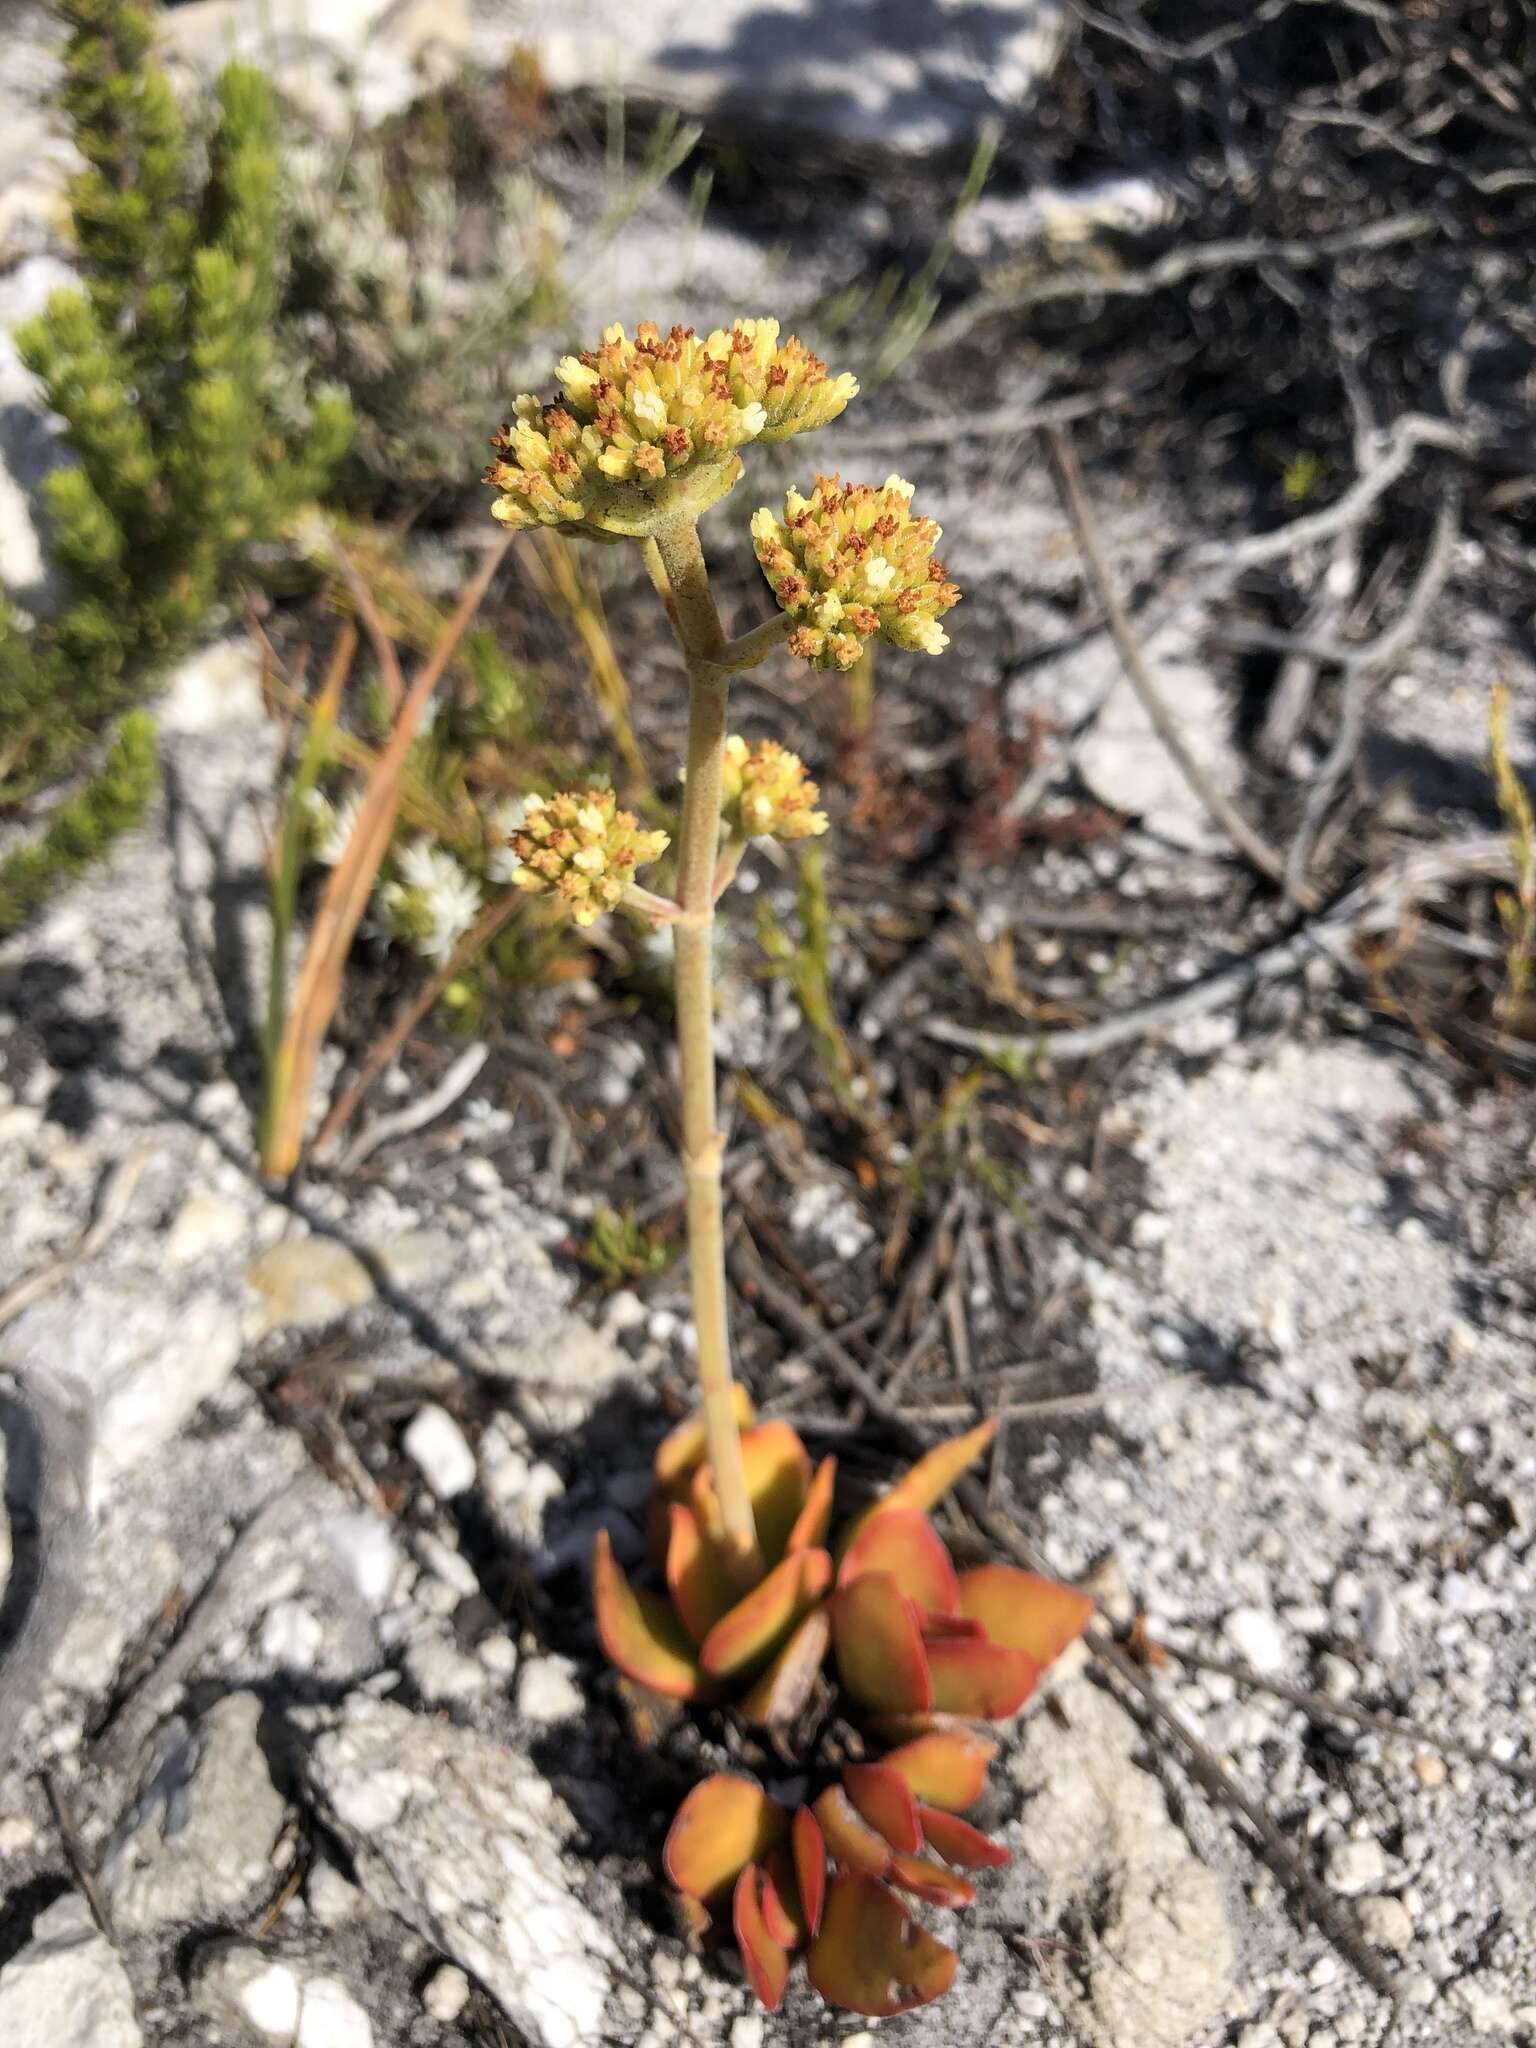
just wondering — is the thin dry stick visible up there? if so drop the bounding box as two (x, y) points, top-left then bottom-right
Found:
(1043, 424), (1291, 890)
(650, 514), (757, 1567)
(262, 536), (510, 1179)
(925, 833), (1514, 1066)
(309, 888), (523, 1162)
(1154, 1639), (1536, 1789)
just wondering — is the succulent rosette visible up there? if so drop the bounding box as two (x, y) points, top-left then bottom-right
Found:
(485, 319), (858, 540)
(593, 1401), (1093, 2016)
(751, 473), (962, 671)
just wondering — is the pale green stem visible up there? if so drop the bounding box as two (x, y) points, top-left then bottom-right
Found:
(650, 515), (759, 1569)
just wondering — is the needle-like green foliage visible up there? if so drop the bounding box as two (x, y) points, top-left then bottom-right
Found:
(0, 0), (351, 932)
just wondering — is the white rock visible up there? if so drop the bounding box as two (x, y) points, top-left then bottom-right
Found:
(1011, 1675), (1234, 2047)
(164, 1189), (250, 1264)
(322, 1513), (402, 1609)
(261, 1600), (325, 1670)
(297, 1977), (373, 2048)
(240, 1963), (303, 2038)
(0, 1815), (37, 1855)
(307, 1860), (363, 1929)
(515, 1657), (584, 1724)
(1355, 1896), (1413, 1951)
(423, 1965), (472, 2023)
(0, 1893), (142, 2048)
(1223, 1605), (1288, 1675)
(403, 1404), (477, 1499)
(1325, 1839), (1386, 1895)
(730, 2016), (764, 2048)
(302, 1695), (614, 2048)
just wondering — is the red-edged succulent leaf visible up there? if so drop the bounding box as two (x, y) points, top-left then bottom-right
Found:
(926, 1635), (1039, 1720)
(957, 1563), (1095, 1668)
(761, 1846), (806, 1948)
(918, 1806), (1011, 1870)
(786, 1454), (837, 1554)
(886, 1850), (977, 1909)
(666, 1504), (740, 1646)
(881, 1730), (998, 1812)
(733, 1864), (791, 2012)
(831, 1572), (932, 1714)
(691, 1421), (812, 1567)
(593, 1529), (715, 1701)
(700, 1547), (831, 1680)
(838, 1508), (960, 1615)
(857, 1418), (998, 1535)
(920, 1611), (985, 1638)
(806, 1872), (958, 2017)
(654, 1387), (757, 1496)
(842, 1762), (922, 1855)
(793, 1806), (827, 1938)
(665, 1776), (788, 1907)
(812, 1786), (894, 1878)
(738, 1606), (831, 1726)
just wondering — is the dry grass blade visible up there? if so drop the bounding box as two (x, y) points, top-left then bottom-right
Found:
(260, 535), (511, 1180)
(309, 887), (523, 1162)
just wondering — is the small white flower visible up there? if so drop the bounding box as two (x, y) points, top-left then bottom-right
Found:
(738, 401), (767, 438)
(483, 796), (529, 884)
(310, 787), (364, 866)
(385, 840), (483, 962)
(630, 387), (667, 430)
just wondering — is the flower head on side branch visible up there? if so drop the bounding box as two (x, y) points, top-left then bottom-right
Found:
(751, 475), (961, 671)
(719, 736), (829, 843)
(485, 320), (858, 540)
(507, 788), (669, 925)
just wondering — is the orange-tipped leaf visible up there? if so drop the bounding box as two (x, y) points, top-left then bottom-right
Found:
(842, 1762), (922, 1855)
(654, 1387), (757, 1496)
(831, 1573), (932, 1714)
(793, 1806), (827, 1937)
(700, 1547), (831, 1680)
(733, 1864), (791, 2012)
(665, 1775), (788, 1907)
(738, 1605), (831, 1726)
(666, 1503), (740, 1646)
(881, 1730), (997, 1812)
(806, 1872), (957, 2017)
(812, 1786), (894, 1879)
(926, 1636), (1039, 1720)
(887, 1850), (977, 1909)
(786, 1454), (837, 1554)
(957, 1563), (1095, 1668)
(918, 1806), (1011, 1869)
(593, 1529), (714, 1701)
(838, 1508), (960, 1615)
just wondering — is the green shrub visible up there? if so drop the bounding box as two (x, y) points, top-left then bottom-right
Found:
(0, 0), (351, 933)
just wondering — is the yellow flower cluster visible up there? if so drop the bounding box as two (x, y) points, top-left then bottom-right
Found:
(508, 790), (670, 926)
(718, 736), (828, 841)
(751, 475), (961, 671)
(485, 320), (858, 540)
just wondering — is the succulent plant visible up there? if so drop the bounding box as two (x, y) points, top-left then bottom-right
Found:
(593, 1405), (1093, 2015)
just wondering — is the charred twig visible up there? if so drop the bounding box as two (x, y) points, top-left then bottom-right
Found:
(1153, 1639), (1536, 1789)
(1087, 1631), (1403, 2004)
(925, 833), (1515, 1065)
(1282, 484), (1463, 901)
(1044, 424), (1292, 889)
(928, 213), (1437, 349)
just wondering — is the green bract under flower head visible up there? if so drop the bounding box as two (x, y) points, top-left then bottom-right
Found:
(751, 475), (961, 672)
(508, 789), (670, 926)
(720, 736), (829, 842)
(485, 320), (858, 540)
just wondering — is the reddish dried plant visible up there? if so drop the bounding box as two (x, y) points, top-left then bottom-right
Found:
(594, 1403), (1092, 2016)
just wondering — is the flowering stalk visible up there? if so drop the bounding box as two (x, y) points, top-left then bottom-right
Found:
(484, 315), (958, 1613)
(651, 514), (758, 1567)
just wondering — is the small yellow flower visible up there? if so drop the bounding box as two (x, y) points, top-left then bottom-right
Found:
(507, 789), (670, 926)
(718, 736), (829, 842)
(752, 474), (961, 671)
(484, 320), (858, 541)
